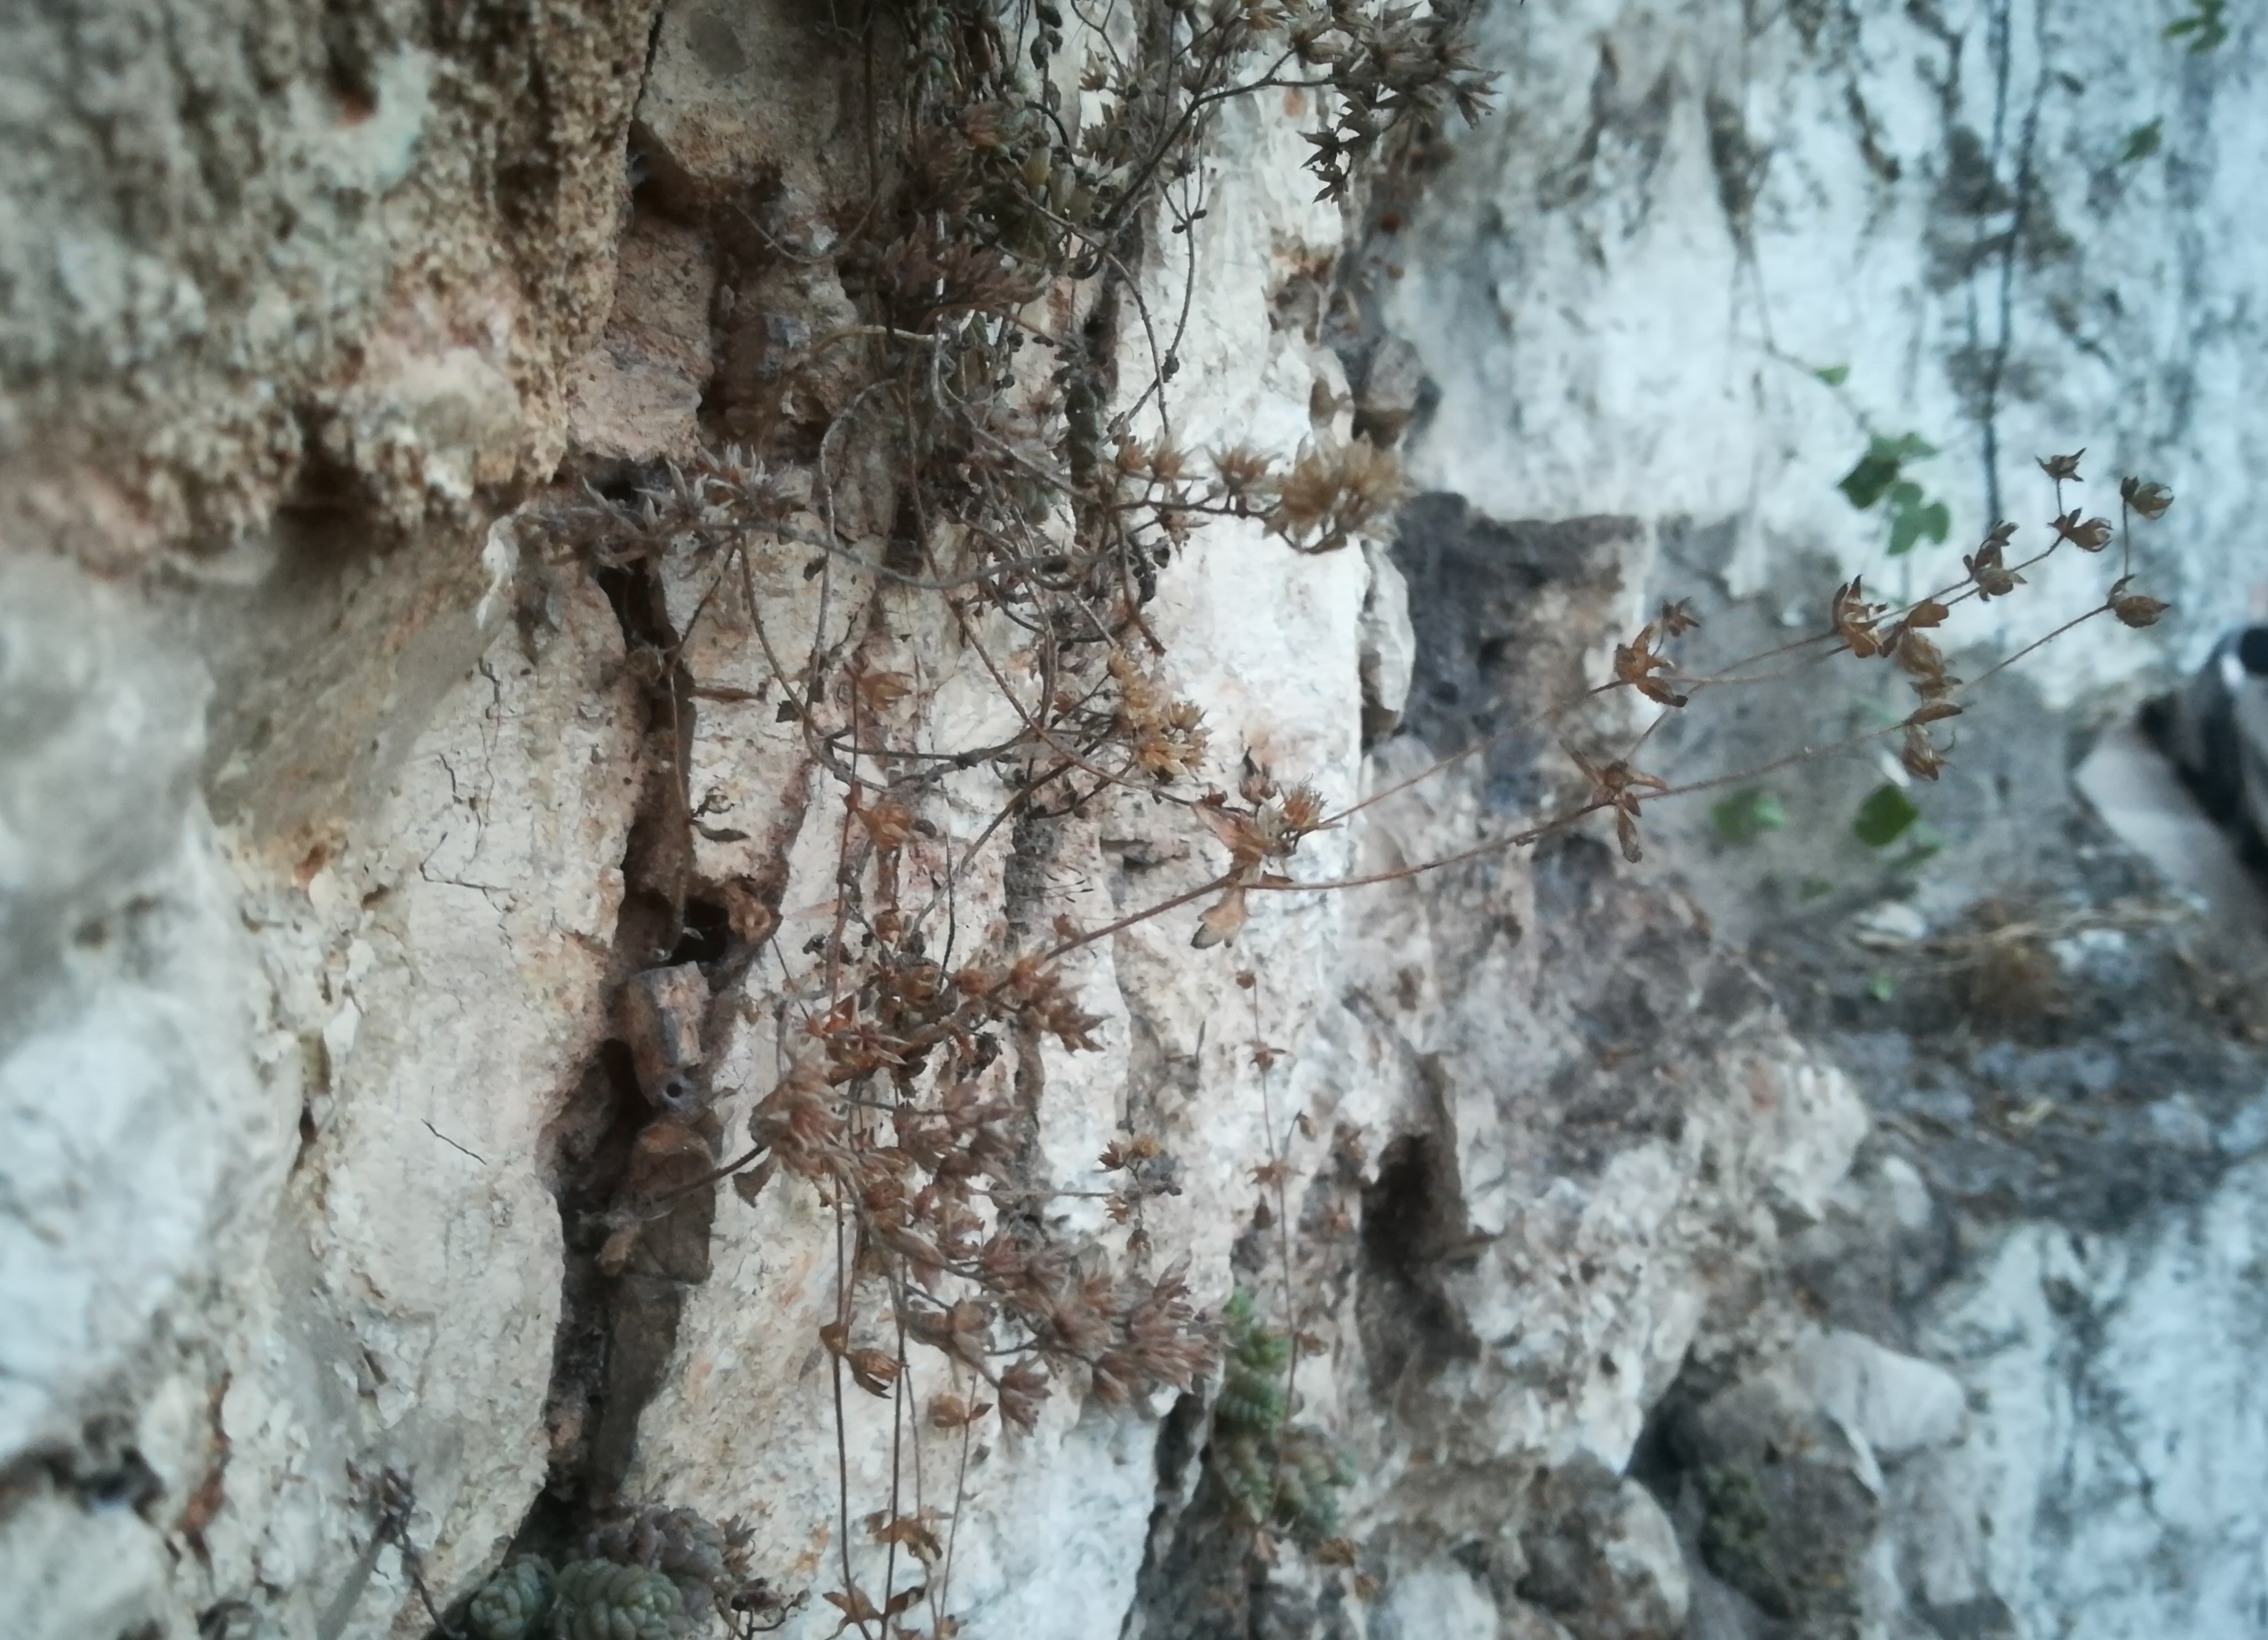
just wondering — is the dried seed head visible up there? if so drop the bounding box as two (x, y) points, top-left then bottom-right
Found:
(1614, 623), (1687, 708)
(1112, 651), (1211, 782)
(750, 1065), (842, 1177)
(856, 796), (919, 852)
(1277, 784), (1330, 835)
(1893, 626), (1946, 681)
(1832, 577), (1890, 657)
(1964, 536), (2025, 599)
(2120, 476), (2174, 519)
(2109, 578), (2170, 628)
(2052, 509), (2114, 552)
(1210, 444), (1275, 501)
(1264, 439), (1404, 554)
(929, 1393), (992, 1430)
(1192, 885), (1250, 948)
(1900, 723), (1948, 781)
(997, 1360), (1053, 1431)
(1614, 807), (1644, 864)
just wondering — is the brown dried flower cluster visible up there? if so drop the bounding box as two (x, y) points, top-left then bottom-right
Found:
(1263, 440), (1407, 554)
(1567, 743), (1670, 864)
(1614, 607), (1700, 708)
(740, 934), (1205, 1445)
(1819, 455), (2175, 783)
(1110, 651), (1211, 781)
(514, 0), (2198, 1617)
(1190, 763), (1337, 947)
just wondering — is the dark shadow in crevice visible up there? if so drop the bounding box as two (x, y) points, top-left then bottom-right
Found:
(429, 544), (723, 1633)
(1357, 1125), (1480, 1401)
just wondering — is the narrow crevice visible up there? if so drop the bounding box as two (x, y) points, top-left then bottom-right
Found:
(436, 541), (732, 1628)
(1124, 1358), (1287, 1640)
(1356, 1122), (1480, 1403)
(998, 806), (1067, 1240)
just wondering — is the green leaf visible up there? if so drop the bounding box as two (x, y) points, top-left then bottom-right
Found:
(1799, 876), (1836, 902)
(1868, 972), (1898, 1002)
(1839, 451), (1901, 510)
(2120, 118), (2163, 163)
(1712, 788), (1787, 845)
(1887, 479), (1923, 509)
(1837, 434), (1938, 510)
(2165, 1), (2227, 50)
(1813, 364), (1850, 386)
(1852, 783), (1921, 848)
(1886, 494), (1952, 556)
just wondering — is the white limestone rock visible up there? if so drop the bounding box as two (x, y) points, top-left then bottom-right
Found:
(1387, 0), (2268, 695)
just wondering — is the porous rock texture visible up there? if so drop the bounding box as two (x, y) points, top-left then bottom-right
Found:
(4, 3), (2265, 1640)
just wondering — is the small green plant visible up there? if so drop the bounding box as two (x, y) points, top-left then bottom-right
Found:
(1712, 787), (1786, 845)
(1208, 1292), (1354, 1550)
(1848, 780), (1941, 868)
(1696, 1464), (1774, 1593)
(1883, 484), (1951, 556)
(1852, 782), (1921, 849)
(466, 1559), (555, 1640)
(1813, 363), (1850, 387)
(462, 1507), (790, 1639)
(2165, 0), (2228, 52)
(1837, 434), (1933, 508)
(1837, 434), (1951, 556)
(548, 1561), (684, 1640)
(466, 1558), (685, 1640)
(2119, 118), (2163, 162)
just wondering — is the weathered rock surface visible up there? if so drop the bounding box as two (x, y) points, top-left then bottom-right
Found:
(1386, 0), (2268, 691)
(1383, 10), (2268, 1634)
(7, 1), (2267, 1639)
(1, 0), (656, 561)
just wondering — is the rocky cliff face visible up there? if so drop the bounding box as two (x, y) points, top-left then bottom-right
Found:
(1389, 0), (2268, 688)
(1381, 4), (2268, 1637)
(4, 2), (2264, 1639)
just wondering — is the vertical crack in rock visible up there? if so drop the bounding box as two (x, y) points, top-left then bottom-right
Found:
(482, 524), (754, 1591)
(999, 807), (1070, 1239)
(1953, 0), (2056, 522)
(416, 435), (815, 1629)
(1703, 90), (1770, 245)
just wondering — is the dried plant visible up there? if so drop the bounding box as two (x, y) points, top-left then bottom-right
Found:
(491, 0), (2183, 1623)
